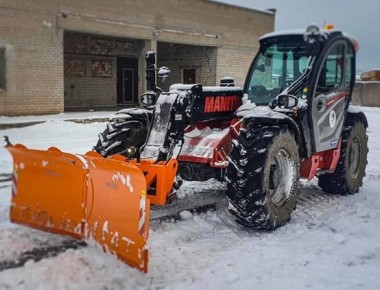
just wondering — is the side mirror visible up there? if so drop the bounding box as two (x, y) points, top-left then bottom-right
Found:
(141, 92), (157, 106)
(157, 66), (170, 81)
(277, 94), (298, 109)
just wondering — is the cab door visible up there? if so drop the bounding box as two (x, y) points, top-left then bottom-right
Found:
(310, 40), (355, 152)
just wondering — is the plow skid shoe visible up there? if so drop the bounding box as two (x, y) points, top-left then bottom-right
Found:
(6, 144), (150, 272)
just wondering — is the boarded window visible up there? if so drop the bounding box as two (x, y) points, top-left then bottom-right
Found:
(64, 59), (86, 77)
(114, 41), (136, 54)
(64, 34), (87, 54)
(0, 48), (6, 90)
(90, 39), (112, 55)
(91, 60), (112, 78)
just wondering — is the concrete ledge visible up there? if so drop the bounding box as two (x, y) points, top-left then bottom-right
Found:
(0, 121), (46, 130)
(0, 112), (119, 130)
(352, 81), (380, 107)
(0, 118), (119, 130)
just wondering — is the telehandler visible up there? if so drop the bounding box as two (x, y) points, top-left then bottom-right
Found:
(5, 25), (368, 272)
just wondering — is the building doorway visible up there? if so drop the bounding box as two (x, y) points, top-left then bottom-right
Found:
(183, 68), (197, 84)
(117, 57), (138, 104)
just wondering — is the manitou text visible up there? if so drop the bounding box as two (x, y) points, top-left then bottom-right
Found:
(204, 96), (241, 113)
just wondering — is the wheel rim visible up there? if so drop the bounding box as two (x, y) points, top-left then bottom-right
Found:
(348, 137), (361, 178)
(269, 148), (294, 205)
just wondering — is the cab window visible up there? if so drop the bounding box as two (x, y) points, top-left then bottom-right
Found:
(316, 44), (344, 94)
(345, 44), (354, 90)
(245, 40), (308, 105)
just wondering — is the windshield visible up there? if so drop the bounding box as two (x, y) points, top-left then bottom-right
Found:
(245, 38), (309, 105)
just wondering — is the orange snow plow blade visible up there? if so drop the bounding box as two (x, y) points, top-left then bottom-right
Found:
(6, 144), (150, 272)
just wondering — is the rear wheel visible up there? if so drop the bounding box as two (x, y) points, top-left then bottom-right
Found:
(225, 125), (300, 229)
(93, 119), (148, 157)
(318, 119), (368, 194)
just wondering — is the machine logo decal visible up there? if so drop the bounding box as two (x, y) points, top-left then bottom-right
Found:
(329, 110), (336, 128)
(204, 96), (241, 113)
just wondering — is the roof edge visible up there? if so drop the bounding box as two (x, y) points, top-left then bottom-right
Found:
(209, 0), (275, 15)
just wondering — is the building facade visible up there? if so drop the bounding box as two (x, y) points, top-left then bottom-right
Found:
(0, 0), (274, 116)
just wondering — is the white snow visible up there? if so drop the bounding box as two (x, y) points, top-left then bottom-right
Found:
(181, 127), (230, 159)
(112, 172), (134, 192)
(102, 221), (109, 234)
(0, 107), (380, 289)
(179, 210), (193, 221)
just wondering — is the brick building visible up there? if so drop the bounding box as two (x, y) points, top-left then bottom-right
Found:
(0, 0), (274, 116)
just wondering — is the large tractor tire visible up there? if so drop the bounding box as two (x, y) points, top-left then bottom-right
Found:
(225, 125), (300, 230)
(318, 118), (368, 195)
(94, 118), (148, 157)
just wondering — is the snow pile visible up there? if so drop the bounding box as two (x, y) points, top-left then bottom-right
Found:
(176, 179), (226, 199)
(0, 120), (108, 174)
(179, 210), (193, 221)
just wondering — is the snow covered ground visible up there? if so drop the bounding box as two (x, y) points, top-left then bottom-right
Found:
(0, 107), (379, 290)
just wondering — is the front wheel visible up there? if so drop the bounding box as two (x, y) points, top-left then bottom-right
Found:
(93, 118), (148, 157)
(225, 125), (300, 229)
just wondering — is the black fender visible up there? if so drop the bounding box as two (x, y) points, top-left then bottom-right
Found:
(116, 108), (153, 123)
(347, 105), (368, 128)
(239, 105), (301, 148)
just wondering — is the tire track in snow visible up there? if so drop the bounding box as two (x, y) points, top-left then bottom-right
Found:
(0, 174), (11, 183)
(0, 240), (86, 272)
(297, 187), (338, 211)
(295, 182), (348, 222)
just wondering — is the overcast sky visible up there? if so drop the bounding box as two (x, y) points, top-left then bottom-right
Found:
(218, 0), (379, 73)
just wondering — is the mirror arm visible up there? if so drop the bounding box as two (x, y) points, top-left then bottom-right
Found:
(269, 99), (278, 109)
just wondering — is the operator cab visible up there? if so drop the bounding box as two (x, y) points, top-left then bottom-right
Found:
(244, 26), (357, 109)
(243, 25), (359, 155)
(244, 32), (309, 105)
